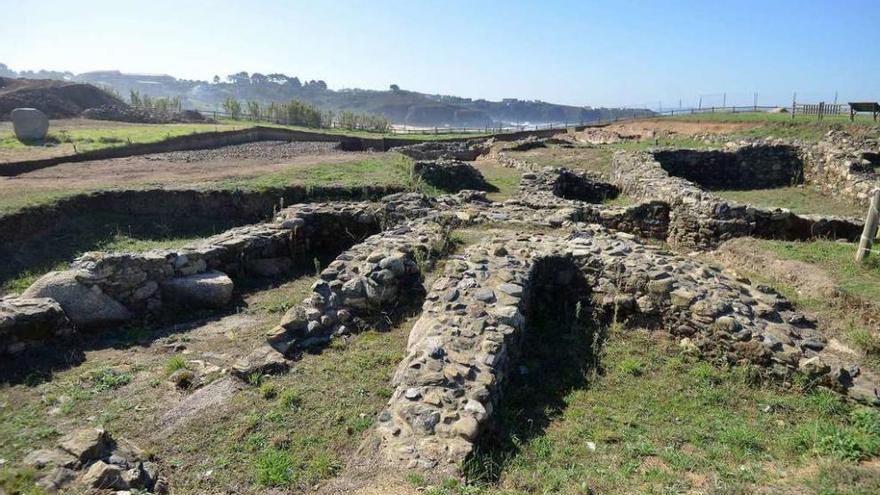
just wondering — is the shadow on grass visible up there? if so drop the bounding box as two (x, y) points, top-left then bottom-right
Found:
(463, 258), (606, 484)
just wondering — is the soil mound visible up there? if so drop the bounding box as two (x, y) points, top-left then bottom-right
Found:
(0, 77), (124, 120)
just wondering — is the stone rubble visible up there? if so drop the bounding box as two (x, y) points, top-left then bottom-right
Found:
(23, 427), (166, 493)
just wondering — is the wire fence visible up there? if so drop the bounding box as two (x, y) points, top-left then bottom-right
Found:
(183, 99), (876, 137)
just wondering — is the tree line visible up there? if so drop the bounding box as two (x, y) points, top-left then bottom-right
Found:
(221, 97), (390, 132)
(129, 90), (182, 118)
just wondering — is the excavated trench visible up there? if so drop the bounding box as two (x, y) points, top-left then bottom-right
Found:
(653, 145), (804, 190)
(0, 185), (400, 289)
(551, 168), (620, 202)
(0, 202), (387, 377)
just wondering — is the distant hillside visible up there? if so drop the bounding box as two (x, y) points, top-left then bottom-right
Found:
(0, 64), (652, 127)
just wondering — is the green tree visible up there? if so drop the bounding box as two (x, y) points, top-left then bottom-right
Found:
(223, 97), (242, 120)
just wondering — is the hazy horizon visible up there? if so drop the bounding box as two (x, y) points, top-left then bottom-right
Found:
(3, 0), (879, 109)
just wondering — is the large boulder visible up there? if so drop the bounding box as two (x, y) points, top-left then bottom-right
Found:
(11, 107), (49, 141)
(22, 271), (131, 327)
(160, 270), (233, 309)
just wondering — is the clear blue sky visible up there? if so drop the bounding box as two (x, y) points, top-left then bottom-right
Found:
(2, 0), (878, 109)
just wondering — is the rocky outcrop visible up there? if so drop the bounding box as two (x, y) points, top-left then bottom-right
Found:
(22, 270), (132, 327)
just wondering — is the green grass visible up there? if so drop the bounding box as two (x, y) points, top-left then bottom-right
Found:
(212, 152), (413, 191)
(715, 185), (865, 218)
(447, 330), (880, 494)
(0, 119), (487, 159)
(472, 162), (521, 201)
(759, 239), (880, 302)
(0, 122), (245, 153)
(655, 112), (880, 141)
(164, 355), (188, 376)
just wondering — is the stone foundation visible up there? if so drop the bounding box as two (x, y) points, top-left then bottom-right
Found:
(612, 150), (863, 249)
(374, 227), (880, 476)
(653, 145), (803, 190)
(1, 201), (385, 353)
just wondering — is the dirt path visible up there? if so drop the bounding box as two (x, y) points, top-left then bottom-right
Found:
(0, 142), (372, 193)
(605, 118), (759, 137)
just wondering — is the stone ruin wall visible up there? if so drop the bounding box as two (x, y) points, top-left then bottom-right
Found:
(611, 149), (864, 249)
(5, 135), (880, 486)
(652, 145), (804, 190)
(799, 131), (880, 204)
(1, 202), (384, 353)
(374, 227), (880, 475)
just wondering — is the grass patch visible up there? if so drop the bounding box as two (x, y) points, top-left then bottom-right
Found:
(445, 330), (880, 494)
(207, 152), (413, 192)
(85, 366), (135, 391)
(715, 185), (864, 218)
(472, 162), (521, 201)
(759, 240), (880, 302)
(0, 122), (245, 154)
(164, 355), (188, 376)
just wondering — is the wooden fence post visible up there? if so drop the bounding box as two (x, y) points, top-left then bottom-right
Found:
(856, 189), (880, 262)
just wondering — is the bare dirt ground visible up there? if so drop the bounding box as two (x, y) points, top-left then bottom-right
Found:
(604, 118), (760, 137)
(0, 141), (371, 194)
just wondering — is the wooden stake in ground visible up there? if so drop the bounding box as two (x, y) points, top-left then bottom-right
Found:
(855, 189), (880, 262)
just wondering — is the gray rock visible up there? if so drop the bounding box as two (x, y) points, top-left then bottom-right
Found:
(35, 466), (77, 492)
(58, 427), (110, 464)
(22, 448), (78, 469)
(11, 108), (49, 141)
(160, 271), (233, 308)
(22, 271), (131, 327)
(81, 460), (127, 489)
(232, 344), (288, 378)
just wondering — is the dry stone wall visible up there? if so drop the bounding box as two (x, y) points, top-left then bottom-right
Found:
(612, 150), (863, 249)
(1, 201), (383, 353)
(653, 145), (803, 190)
(374, 226), (880, 475)
(800, 130), (880, 203)
(234, 218), (450, 377)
